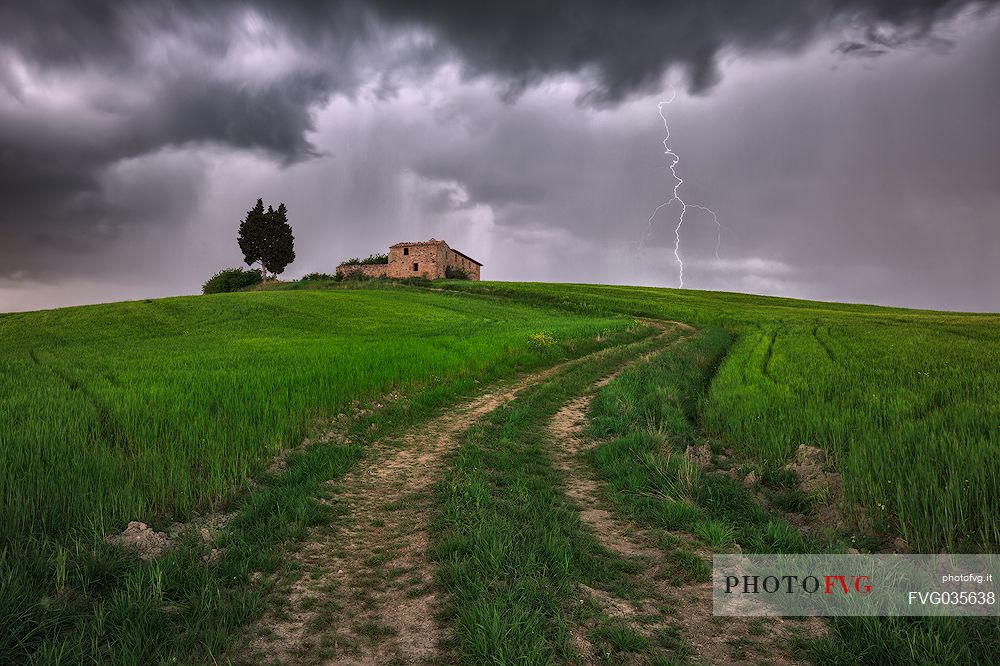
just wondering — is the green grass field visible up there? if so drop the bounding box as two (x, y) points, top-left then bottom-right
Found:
(0, 288), (629, 545)
(2, 279), (997, 663)
(0, 288), (635, 661)
(438, 281), (1000, 553)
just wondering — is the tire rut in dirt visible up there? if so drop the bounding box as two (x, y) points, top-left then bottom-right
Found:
(247, 337), (657, 665)
(548, 344), (822, 666)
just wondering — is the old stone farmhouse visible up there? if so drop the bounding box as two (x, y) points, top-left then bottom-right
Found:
(338, 238), (482, 280)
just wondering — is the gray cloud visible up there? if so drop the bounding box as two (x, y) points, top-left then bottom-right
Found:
(313, 14), (1000, 312)
(0, 0), (997, 307)
(0, 3), (364, 278)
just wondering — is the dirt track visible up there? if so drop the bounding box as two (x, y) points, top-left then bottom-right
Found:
(547, 340), (823, 665)
(246, 319), (820, 665)
(248, 329), (671, 664)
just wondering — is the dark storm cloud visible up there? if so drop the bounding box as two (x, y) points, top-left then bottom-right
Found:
(0, 2), (987, 87)
(0, 2), (366, 277)
(0, 69), (341, 276)
(836, 41), (891, 56)
(367, 0), (989, 102)
(0, 0), (994, 283)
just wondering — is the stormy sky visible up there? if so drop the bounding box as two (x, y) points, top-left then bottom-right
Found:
(1, 1), (998, 312)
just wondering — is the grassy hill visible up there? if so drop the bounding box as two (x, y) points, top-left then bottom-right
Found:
(437, 281), (1000, 553)
(2, 280), (997, 663)
(1, 288), (629, 544)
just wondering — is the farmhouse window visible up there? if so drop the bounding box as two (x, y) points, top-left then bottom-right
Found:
(413, 262), (419, 271)
(403, 247), (409, 255)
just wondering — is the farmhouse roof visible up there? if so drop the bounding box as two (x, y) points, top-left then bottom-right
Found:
(390, 238), (482, 266)
(390, 238), (445, 248)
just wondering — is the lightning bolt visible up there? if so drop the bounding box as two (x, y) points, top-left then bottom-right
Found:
(643, 87), (722, 288)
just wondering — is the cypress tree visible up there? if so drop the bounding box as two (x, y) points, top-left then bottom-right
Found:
(237, 199), (295, 280)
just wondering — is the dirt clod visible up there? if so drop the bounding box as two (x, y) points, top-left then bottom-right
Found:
(685, 443), (714, 468)
(107, 521), (169, 560)
(785, 444), (841, 496)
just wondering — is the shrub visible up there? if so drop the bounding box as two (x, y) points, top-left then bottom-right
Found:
(202, 267), (262, 294)
(341, 268), (373, 282)
(445, 266), (469, 280)
(301, 272), (339, 282)
(397, 277), (432, 288)
(340, 253), (388, 266)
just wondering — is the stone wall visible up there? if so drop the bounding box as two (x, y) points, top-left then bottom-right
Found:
(387, 244), (443, 279)
(340, 241), (481, 281)
(441, 247), (481, 280)
(337, 263), (389, 279)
